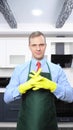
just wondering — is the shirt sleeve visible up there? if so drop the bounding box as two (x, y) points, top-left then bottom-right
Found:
(52, 65), (73, 103)
(4, 66), (22, 103)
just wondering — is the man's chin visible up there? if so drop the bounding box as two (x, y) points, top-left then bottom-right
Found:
(35, 56), (44, 60)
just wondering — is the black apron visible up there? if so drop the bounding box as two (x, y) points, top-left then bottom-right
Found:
(16, 62), (58, 130)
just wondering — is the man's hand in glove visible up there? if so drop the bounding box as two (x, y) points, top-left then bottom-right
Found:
(18, 68), (42, 94)
(32, 76), (57, 92)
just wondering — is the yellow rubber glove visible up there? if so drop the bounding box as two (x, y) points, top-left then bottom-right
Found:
(18, 68), (42, 94)
(32, 76), (57, 92)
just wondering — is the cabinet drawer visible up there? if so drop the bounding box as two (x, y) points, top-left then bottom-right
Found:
(0, 93), (21, 122)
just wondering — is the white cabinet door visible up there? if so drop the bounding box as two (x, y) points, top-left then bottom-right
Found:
(0, 37), (32, 68)
(6, 37), (31, 67)
(0, 38), (6, 67)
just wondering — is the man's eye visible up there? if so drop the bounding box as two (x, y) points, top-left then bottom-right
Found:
(32, 44), (36, 47)
(40, 44), (45, 47)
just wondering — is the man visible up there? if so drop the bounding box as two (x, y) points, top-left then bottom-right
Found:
(4, 31), (73, 130)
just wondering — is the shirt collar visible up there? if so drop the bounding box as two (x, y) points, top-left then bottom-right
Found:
(31, 57), (47, 66)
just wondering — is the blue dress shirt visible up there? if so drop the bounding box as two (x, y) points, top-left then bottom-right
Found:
(4, 57), (73, 103)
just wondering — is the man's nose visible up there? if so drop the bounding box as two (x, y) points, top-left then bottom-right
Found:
(36, 45), (40, 50)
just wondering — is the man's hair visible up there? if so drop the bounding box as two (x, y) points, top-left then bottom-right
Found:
(29, 31), (46, 44)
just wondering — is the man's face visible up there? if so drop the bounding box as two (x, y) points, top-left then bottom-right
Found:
(29, 35), (46, 60)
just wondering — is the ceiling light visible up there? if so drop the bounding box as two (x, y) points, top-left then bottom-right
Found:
(32, 9), (43, 16)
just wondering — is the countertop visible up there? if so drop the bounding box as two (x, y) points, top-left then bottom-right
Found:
(0, 122), (73, 128)
(0, 88), (5, 93)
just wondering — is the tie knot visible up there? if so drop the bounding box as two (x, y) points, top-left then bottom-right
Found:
(36, 62), (41, 71)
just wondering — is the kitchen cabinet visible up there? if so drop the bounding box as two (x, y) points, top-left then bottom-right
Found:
(0, 39), (6, 67)
(51, 42), (73, 55)
(0, 37), (31, 68)
(0, 93), (21, 122)
(0, 93), (3, 121)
